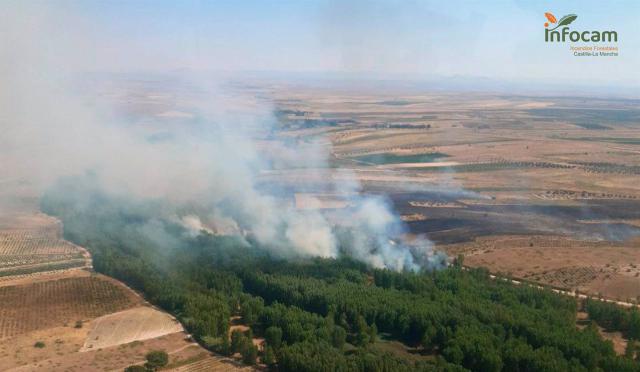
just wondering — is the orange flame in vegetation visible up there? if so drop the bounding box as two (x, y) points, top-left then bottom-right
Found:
(545, 12), (557, 24)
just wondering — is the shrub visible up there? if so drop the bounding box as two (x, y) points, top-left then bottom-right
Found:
(241, 343), (258, 365)
(263, 345), (276, 366)
(144, 350), (169, 370)
(124, 366), (148, 372)
(230, 329), (244, 353)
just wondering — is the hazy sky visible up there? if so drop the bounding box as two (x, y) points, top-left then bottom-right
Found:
(6, 0), (640, 86)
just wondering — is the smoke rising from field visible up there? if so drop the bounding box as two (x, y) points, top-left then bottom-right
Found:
(0, 3), (444, 271)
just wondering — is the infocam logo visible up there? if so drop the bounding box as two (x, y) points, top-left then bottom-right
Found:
(544, 12), (618, 42)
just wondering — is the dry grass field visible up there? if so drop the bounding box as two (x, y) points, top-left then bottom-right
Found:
(4, 331), (221, 372)
(81, 306), (183, 351)
(443, 235), (640, 301)
(0, 275), (138, 339)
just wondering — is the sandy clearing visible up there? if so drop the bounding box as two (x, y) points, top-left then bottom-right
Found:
(294, 193), (350, 209)
(7, 331), (208, 372)
(401, 213), (427, 222)
(378, 161), (459, 169)
(81, 306), (183, 351)
(598, 327), (627, 355)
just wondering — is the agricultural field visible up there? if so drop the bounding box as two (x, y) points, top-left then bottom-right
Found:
(0, 212), (250, 372)
(268, 88), (640, 302)
(1, 330), (238, 372)
(0, 273), (245, 372)
(7, 77), (632, 371)
(4, 78), (639, 369)
(167, 355), (254, 372)
(0, 213), (90, 277)
(442, 235), (640, 301)
(0, 275), (138, 339)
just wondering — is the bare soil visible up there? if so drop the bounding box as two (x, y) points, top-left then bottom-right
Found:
(0, 275), (139, 339)
(443, 235), (640, 301)
(81, 306), (184, 351)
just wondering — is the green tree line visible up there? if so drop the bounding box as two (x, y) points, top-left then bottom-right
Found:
(41, 181), (640, 371)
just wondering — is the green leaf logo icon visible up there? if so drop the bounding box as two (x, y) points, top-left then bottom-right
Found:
(549, 14), (577, 31)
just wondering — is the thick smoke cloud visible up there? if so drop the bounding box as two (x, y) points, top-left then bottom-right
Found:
(0, 3), (444, 271)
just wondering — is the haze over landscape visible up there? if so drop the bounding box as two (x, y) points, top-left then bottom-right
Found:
(1, 1), (640, 371)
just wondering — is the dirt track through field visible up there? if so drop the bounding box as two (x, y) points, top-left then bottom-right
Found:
(485, 269), (640, 308)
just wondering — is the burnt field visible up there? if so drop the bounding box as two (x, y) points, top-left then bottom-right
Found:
(268, 89), (640, 303)
(390, 192), (640, 244)
(387, 189), (640, 300)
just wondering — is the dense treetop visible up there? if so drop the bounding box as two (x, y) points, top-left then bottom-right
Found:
(42, 183), (640, 371)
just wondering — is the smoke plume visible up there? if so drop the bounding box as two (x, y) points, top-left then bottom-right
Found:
(0, 3), (444, 271)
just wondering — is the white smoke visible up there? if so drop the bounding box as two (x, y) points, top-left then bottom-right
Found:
(0, 3), (443, 271)
(180, 215), (216, 237)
